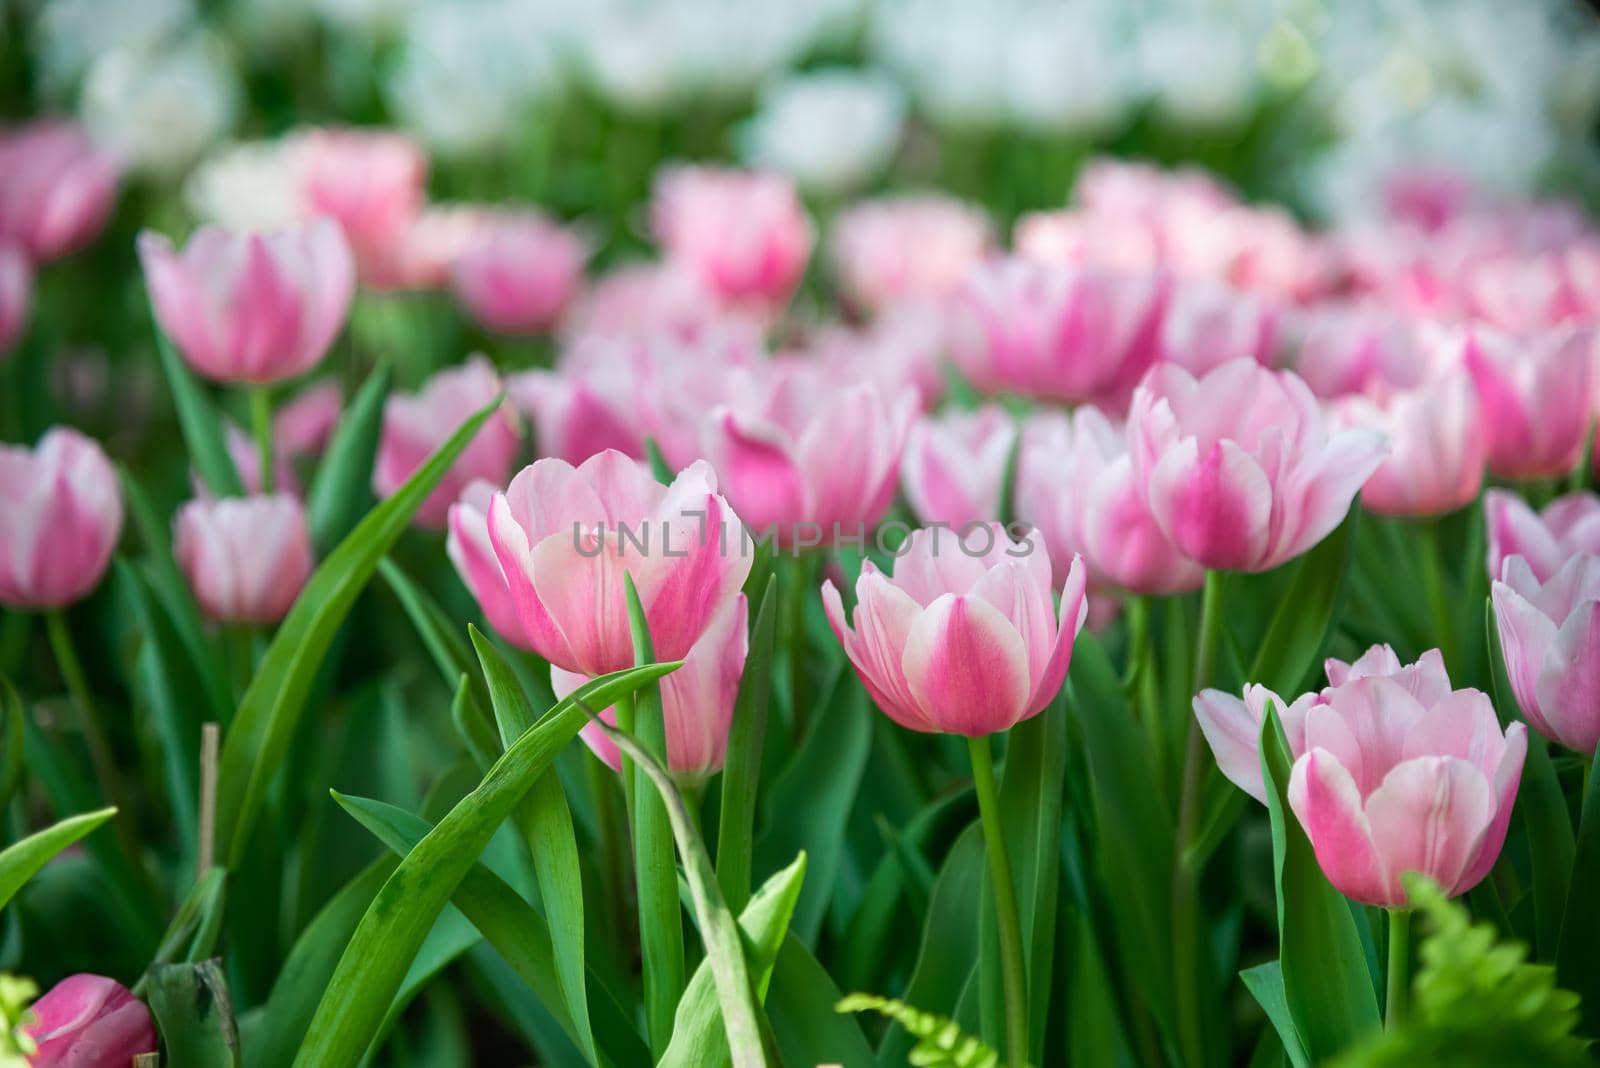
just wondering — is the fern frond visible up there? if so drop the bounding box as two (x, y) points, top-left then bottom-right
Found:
(836, 993), (1009, 1068)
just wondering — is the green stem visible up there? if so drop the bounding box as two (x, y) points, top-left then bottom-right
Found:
(1386, 908), (1412, 1031)
(1413, 519), (1457, 672)
(968, 733), (1028, 1068)
(249, 386), (274, 495)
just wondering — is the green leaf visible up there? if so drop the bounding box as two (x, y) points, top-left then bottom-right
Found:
(661, 852), (808, 1068)
(1556, 742), (1600, 1037)
(716, 574), (777, 913)
(1240, 962), (1309, 1068)
(838, 994), (1002, 1068)
(215, 396), (502, 869)
(469, 626), (597, 1065)
(767, 936), (876, 1068)
(1259, 701), (1381, 1060)
(0, 675), (23, 815)
(0, 806), (117, 909)
(144, 868), (229, 976)
(589, 709), (768, 1067)
(305, 364), (391, 552)
(147, 959), (241, 1068)
(292, 661), (676, 1068)
(379, 558), (488, 711)
(332, 793), (648, 1068)
(1249, 507), (1359, 695)
(153, 325), (244, 497)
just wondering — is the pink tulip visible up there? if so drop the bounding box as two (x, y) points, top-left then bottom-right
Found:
(650, 166), (813, 309)
(1485, 489), (1600, 584)
(174, 494), (313, 623)
(274, 381), (343, 458)
(1380, 167), (1479, 233)
(702, 361), (916, 546)
(1288, 302), (1424, 399)
(486, 450), (751, 676)
(1460, 324), (1594, 480)
(0, 428), (122, 609)
(0, 239), (31, 355)
(1128, 358), (1386, 572)
(291, 127), (427, 282)
(1492, 552), (1600, 754)
(554, 593), (749, 781)
(373, 356), (522, 528)
(1013, 208), (1163, 278)
(222, 423), (299, 498)
(822, 523), (1087, 735)
(562, 262), (757, 344)
(1196, 645), (1525, 907)
(829, 194), (991, 314)
(950, 258), (1169, 407)
(451, 212), (588, 335)
(1016, 407), (1203, 596)
(22, 974), (156, 1068)
(138, 218), (356, 385)
(507, 370), (644, 466)
(0, 120), (120, 263)
(1157, 280), (1280, 375)
(1336, 371), (1485, 517)
(900, 405), (1015, 527)
(358, 205), (494, 292)
(446, 480), (526, 647)
(808, 311), (948, 412)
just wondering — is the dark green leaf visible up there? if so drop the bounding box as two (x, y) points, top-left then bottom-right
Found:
(306, 364), (391, 552)
(1249, 507), (1359, 695)
(1240, 962), (1309, 1068)
(153, 325), (244, 498)
(717, 574), (777, 913)
(1555, 742), (1600, 1037)
(147, 959), (240, 1068)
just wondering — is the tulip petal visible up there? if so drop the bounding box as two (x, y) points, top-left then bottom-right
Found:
(823, 570), (925, 730)
(1490, 579), (1560, 740)
(901, 593), (1031, 735)
(1147, 437), (1273, 571)
(1194, 687), (1271, 804)
(1366, 756), (1495, 902)
(1533, 598), (1600, 753)
(1288, 748), (1389, 906)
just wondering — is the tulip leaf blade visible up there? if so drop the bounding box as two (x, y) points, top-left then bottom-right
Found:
(766, 935), (876, 1068)
(306, 363), (391, 552)
(214, 396), (501, 869)
(153, 324), (245, 498)
(147, 958), (242, 1068)
(0, 806), (118, 910)
(716, 573), (777, 913)
(1259, 700), (1381, 1060)
(1240, 961), (1310, 1068)
(1249, 505), (1360, 696)
(1555, 740), (1600, 1038)
(0, 674), (24, 816)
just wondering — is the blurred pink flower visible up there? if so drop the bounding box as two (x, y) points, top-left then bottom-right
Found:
(1485, 488), (1600, 585)
(222, 423), (300, 498)
(274, 381), (343, 458)
(138, 218), (355, 384)
(1288, 302), (1425, 399)
(1380, 167), (1480, 233)
(1460, 324), (1594, 480)
(1493, 552), (1600, 754)
(0, 119), (120, 263)
(23, 974), (155, 1068)
(373, 356), (522, 528)
(447, 480), (526, 647)
(900, 404), (1015, 527)
(357, 205), (494, 292)
(1128, 358), (1385, 572)
(174, 494), (313, 623)
(829, 194), (991, 314)
(1336, 372), (1485, 518)
(291, 127), (427, 284)
(651, 165), (813, 309)
(0, 427), (122, 609)
(562, 262), (759, 344)
(507, 370), (645, 466)
(822, 523), (1087, 735)
(1157, 279), (1280, 375)
(0, 239), (31, 355)
(451, 211), (588, 334)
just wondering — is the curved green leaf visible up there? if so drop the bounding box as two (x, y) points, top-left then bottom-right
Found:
(153, 326), (244, 498)
(0, 806), (117, 909)
(716, 574), (777, 913)
(306, 364), (391, 552)
(1249, 507), (1360, 695)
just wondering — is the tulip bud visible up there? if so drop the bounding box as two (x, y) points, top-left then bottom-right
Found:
(0, 120), (120, 263)
(1492, 552), (1600, 755)
(0, 428), (122, 609)
(22, 974), (156, 1068)
(174, 494), (313, 623)
(451, 212), (588, 335)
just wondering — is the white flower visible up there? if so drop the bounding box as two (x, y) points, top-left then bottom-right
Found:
(185, 139), (304, 231)
(1138, 15), (1260, 130)
(33, 0), (193, 96)
(742, 69), (906, 194)
(80, 32), (239, 178)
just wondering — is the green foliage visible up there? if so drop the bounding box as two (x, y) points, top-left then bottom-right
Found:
(1332, 877), (1591, 1068)
(0, 975), (38, 1066)
(837, 993), (1005, 1068)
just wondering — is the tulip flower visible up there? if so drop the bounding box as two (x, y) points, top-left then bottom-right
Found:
(1128, 358), (1386, 572)
(0, 427), (122, 609)
(1336, 372), (1485, 517)
(507, 370), (644, 466)
(821, 523), (1087, 736)
(829, 194), (991, 314)
(446, 480), (527, 647)
(1492, 552), (1600, 754)
(222, 423), (299, 498)
(373, 355), (522, 528)
(949, 258), (1169, 407)
(174, 494), (314, 623)
(900, 405), (1015, 528)
(1461, 324), (1594, 480)
(273, 381), (343, 459)
(22, 974), (156, 1068)
(1016, 407), (1202, 596)
(360, 204), (494, 292)
(1157, 279), (1279, 375)
(1485, 489), (1600, 584)
(1195, 645), (1525, 907)
(650, 165), (813, 308)
(137, 217), (355, 384)
(0, 119), (120, 263)
(291, 127), (427, 281)
(553, 593), (749, 781)
(486, 450), (751, 677)
(0, 240), (31, 355)
(563, 261), (756, 344)
(451, 211), (588, 334)
(701, 361), (916, 546)
(1289, 302), (1424, 399)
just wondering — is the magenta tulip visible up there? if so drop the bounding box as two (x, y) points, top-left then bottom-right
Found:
(373, 356), (522, 528)
(446, 480), (527, 648)
(0, 428), (122, 609)
(1485, 489), (1600, 584)
(138, 218), (355, 384)
(650, 165), (813, 308)
(486, 450), (751, 677)
(949, 258), (1169, 407)
(22, 974), (156, 1068)
(174, 494), (313, 623)
(1336, 371), (1485, 517)
(1492, 552), (1600, 754)
(822, 523), (1087, 736)
(451, 211), (588, 335)
(0, 120), (120, 263)
(554, 593), (749, 781)
(900, 405), (1015, 527)
(829, 194), (991, 314)
(0, 239), (31, 355)
(1128, 358), (1386, 572)
(1461, 324), (1595, 480)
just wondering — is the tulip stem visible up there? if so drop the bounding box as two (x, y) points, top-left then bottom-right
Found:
(1386, 907), (1412, 1030)
(250, 386), (274, 494)
(967, 733), (1028, 1068)
(44, 611), (135, 859)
